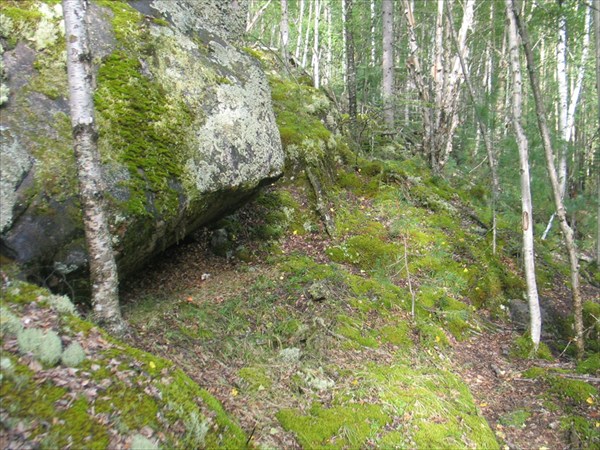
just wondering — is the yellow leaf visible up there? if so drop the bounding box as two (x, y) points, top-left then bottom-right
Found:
(293, 230), (298, 235)
(149, 361), (156, 369)
(435, 335), (441, 343)
(231, 388), (238, 397)
(586, 397), (595, 405)
(463, 268), (469, 273)
(479, 402), (488, 407)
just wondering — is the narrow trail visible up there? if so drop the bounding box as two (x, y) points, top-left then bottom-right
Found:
(121, 225), (599, 449)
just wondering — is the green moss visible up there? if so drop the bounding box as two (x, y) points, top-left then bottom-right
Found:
(547, 375), (598, 405)
(336, 314), (379, 348)
(277, 402), (390, 449)
(499, 409), (531, 428)
(522, 366), (546, 379)
(416, 322), (449, 348)
(510, 335), (553, 360)
(560, 415), (600, 448)
(378, 323), (413, 349)
(95, 51), (193, 218)
(238, 366), (272, 391)
(327, 235), (399, 271)
(96, 0), (143, 44)
(95, 382), (159, 431)
(577, 354), (600, 375)
(365, 365), (498, 449)
(42, 397), (109, 450)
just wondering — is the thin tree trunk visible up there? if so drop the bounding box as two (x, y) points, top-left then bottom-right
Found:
(312, 0), (321, 89)
(446, 1), (499, 255)
(325, 3), (332, 86)
(511, 0), (584, 359)
(280, 0), (290, 64)
(505, 0), (542, 350)
(302, 0), (313, 68)
(295, 0), (305, 61)
(370, 0), (376, 67)
(246, 0), (273, 33)
(63, 0), (125, 335)
(594, 0), (600, 264)
(382, 0), (394, 130)
(543, 5), (592, 240)
(342, 0), (347, 80)
(345, 0), (357, 130)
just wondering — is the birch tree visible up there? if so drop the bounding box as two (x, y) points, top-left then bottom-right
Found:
(505, 0), (542, 350)
(382, 0), (394, 130)
(510, 0), (585, 359)
(594, 0), (600, 264)
(543, 3), (592, 240)
(63, 0), (126, 335)
(280, 0), (290, 64)
(312, 0), (321, 88)
(345, 0), (357, 129)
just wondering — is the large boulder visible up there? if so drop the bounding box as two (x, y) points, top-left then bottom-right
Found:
(0, 0), (283, 295)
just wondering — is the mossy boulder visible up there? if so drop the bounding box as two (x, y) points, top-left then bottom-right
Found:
(0, 0), (283, 295)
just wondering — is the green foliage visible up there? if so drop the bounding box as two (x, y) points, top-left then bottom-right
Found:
(327, 235), (399, 270)
(47, 295), (78, 316)
(61, 342), (86, 367)
(560, 415), (600, 449)
(277, 402), (390, 449)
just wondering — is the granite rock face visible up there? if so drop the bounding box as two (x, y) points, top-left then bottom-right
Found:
(0, 0), (283, 293)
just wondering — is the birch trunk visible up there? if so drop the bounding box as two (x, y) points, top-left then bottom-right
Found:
(302, 0), (313, 68)
(280, 0), (290, 63)
(370, 0), (376, 67)
(63, 0), (125, 335)
(505, 0), (542, 350)
(295, 0), (304, 61)
(511, 0), (584, 359)
(312, 0), (320, 89)
(325, 3), (332, 86)
(446, 1), (499, 255)
(594, 0), (600, 264)
(543, 5), (592, 240)
(382, 0), (394, 130)
(345, 0), (357, 131)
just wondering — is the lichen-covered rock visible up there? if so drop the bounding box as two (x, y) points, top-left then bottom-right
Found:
(0, 0), (283, 294)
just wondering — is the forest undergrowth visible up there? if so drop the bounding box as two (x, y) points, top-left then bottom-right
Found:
(120, 153), (600, 449)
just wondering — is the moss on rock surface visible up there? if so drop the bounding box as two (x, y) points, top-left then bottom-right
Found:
(0, 278), (247, 448)
(0, 0), (283, 294)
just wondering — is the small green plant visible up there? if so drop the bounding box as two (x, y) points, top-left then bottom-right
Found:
(499, 409), (531, 428)
(61, 342), (86, 367)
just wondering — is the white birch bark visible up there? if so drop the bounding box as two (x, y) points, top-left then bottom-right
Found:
(505, 0), (541, 350)
(295, 0), (305, 61)
(63, 0), (125, 335)
(594, 0), (600, 264)
(370, 0), (376, 67)
(312, 0), (320, 89)
(543, 5), (592, 239)
(302, 0), (313, 68)
(510, 0), (584, 359)
(246, 0), (273, 33)
(280, 0), (290, 63)
(325, 3), (332, 86)
(382, 0), (394, 130)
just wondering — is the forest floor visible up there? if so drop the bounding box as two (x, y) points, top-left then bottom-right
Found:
(121, 207), (600, 450)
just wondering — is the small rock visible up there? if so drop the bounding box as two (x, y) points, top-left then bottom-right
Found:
(306, 281), (329, 302)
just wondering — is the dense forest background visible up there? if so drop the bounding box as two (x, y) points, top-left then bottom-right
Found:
(246, 0), (599, 259)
